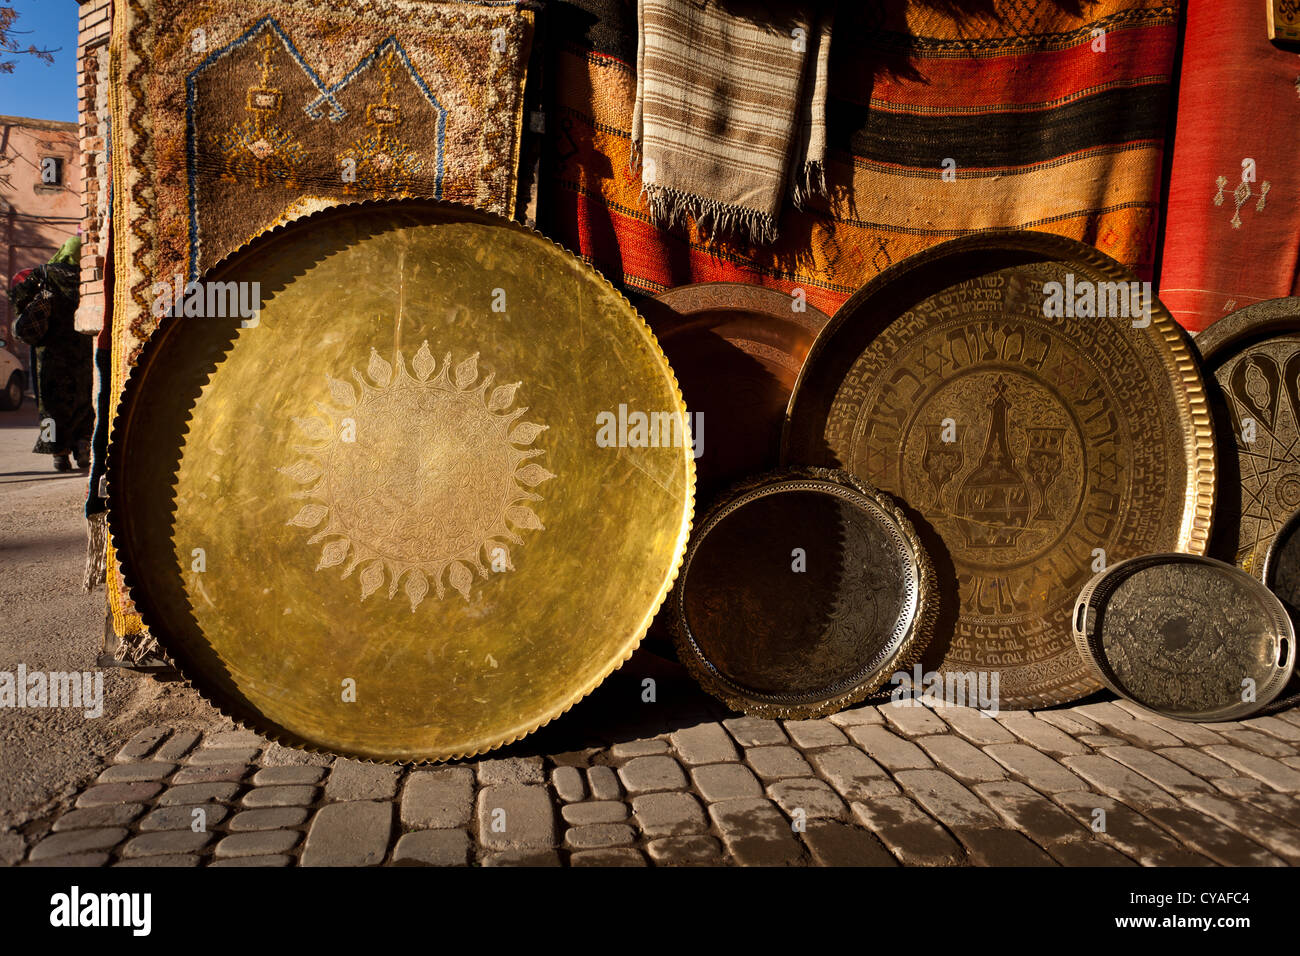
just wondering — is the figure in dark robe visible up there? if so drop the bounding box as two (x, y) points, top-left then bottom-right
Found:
(7, 238), (93, 472)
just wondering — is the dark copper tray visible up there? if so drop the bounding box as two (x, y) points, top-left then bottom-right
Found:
(783, 231), (1216, 709)
(672, 467), (935, 719)
(1074, 554), (1295, 721)
(639, 283), (829, 505)
(1196, 298), (1300, 577)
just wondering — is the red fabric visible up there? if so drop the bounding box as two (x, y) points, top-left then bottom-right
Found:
(9, 268), (33, 293)
(558, 189), (847, 315)
(1158, 1), (1300, 332)
(859, 24), (1178, 111)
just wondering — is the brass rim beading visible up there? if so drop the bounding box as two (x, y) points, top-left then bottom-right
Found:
(107, 198), (696, 764)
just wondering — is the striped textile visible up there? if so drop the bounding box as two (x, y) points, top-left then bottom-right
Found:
(632, 0), (831, 244)
(1157, 0), (1300, 333)
(545, 0), (1180, 315)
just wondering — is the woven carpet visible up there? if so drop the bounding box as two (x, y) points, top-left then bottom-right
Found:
(1158, 0), (1300, 333)
(545, 0), (1180, 316)
(105, 0), (534, 644)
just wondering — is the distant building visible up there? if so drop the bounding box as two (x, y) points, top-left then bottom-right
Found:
(0, 115), (82, 374)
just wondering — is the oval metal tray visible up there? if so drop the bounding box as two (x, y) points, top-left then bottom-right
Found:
(1264, 506), (1300, 621)
(1073, 553), (1295, 721)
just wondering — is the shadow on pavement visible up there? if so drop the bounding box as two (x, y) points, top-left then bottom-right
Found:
(485, 648), (732, 762)
(0, 407), (39, 430)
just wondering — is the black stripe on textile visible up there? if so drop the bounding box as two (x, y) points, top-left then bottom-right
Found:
(547, 0), (637, 63)
(830, 82), (1170, 169)
(837, 6), (1179, 56)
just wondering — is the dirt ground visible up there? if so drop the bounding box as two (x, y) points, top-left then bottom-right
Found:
(0, 402), (223, 836)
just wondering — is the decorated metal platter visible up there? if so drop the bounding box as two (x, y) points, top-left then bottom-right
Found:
(1264, 506), (1300, 619)
(108, 200), (695, 762)
(672, 467), (935, 719)
(1195, 298), (1300, 577)
(638, 283), (829, 503)
(1073, 554), (1295, 721)
(783, 231), (1216, 709)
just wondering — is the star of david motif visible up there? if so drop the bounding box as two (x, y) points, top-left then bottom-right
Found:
(917, 338), (945, 378)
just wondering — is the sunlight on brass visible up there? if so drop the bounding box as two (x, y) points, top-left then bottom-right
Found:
(108, 200), (694, 762)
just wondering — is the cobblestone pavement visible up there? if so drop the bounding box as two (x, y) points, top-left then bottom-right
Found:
(8, 657), (1300, 867)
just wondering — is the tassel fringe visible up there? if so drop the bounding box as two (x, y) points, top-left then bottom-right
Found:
(790, 159), (828, 209)
(83, 511), (108, 592)
(640, 180), (778, 246)
(113, 627), (160, 666)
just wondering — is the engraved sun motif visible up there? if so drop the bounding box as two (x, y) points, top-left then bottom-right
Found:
(279, 343), (554, 609)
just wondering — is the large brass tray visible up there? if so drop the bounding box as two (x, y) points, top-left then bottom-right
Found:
(108, 200), (694, 762)
(783, 232), (1216, 709)
(1195, 298), (1300, 577)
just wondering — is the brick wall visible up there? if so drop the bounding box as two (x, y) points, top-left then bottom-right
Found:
(74, 0), (112, 335)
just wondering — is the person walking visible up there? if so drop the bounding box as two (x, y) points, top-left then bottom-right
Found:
(7, 237), (92, 472)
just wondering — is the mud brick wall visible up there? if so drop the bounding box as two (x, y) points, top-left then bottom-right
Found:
(75, 0), (111, 334)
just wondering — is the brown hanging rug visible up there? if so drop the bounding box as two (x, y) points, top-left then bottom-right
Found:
(105, 0), (535, 649)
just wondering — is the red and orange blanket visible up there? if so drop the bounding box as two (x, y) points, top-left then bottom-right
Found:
(544, 0), (1180, 317)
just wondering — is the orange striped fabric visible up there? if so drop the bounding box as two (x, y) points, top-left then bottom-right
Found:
(545, 0), (1179, 315)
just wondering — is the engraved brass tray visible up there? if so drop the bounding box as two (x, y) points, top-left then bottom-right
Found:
(1265, 507), (1300, 620)
(639, 283), (829, 504)
(1074, 554), (1295, 721)
(108, 200), (694, 762)
(672, 467), (935, 718)
(1196, 298), (1300, 577)
(784, 232), (1216, 709)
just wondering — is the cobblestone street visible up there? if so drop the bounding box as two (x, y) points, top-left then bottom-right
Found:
(7, 657), (1300, 867)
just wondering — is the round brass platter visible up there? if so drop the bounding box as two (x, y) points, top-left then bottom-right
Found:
(672, 467), (935, 719)
(1073, 554), (1295, 721)
(1195, 298), (1300, 577)
(783, 231), (1215, 709)
(108, 200), (694, 762)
